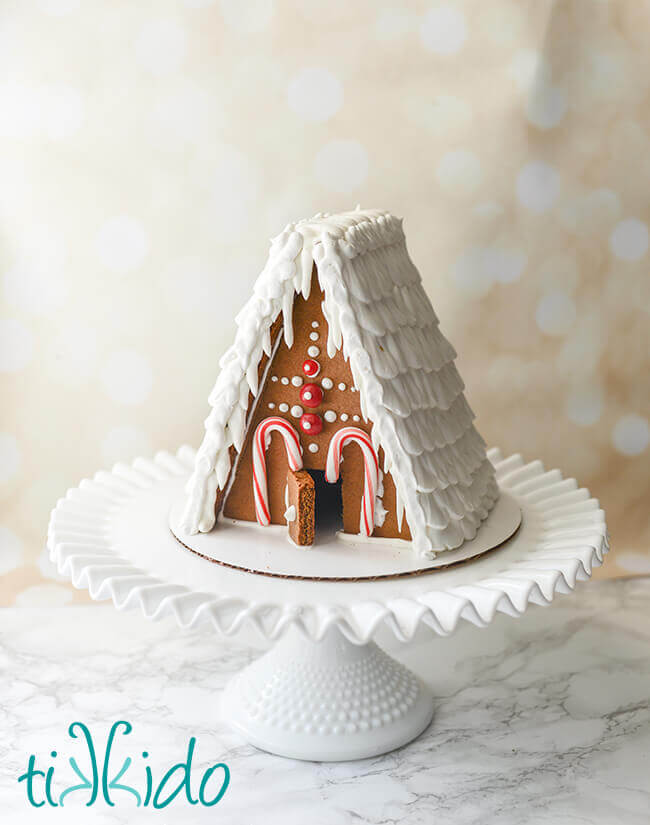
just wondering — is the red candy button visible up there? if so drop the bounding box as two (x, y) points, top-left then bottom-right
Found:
(300, 383), (323, 408)
(302, 359), (320, 378)
(300, 413), (322, 435)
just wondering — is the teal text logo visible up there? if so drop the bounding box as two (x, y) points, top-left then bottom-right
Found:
(18, 721), (230, 809)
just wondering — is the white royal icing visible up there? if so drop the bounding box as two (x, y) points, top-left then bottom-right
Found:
(181, 208), (498, 557)
(321, 377), (333, 390)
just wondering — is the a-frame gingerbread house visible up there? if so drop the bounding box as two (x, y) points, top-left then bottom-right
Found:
(181, 209), (498, 558)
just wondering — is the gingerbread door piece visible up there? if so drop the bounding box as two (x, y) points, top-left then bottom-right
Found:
(286, 469), (315, 547)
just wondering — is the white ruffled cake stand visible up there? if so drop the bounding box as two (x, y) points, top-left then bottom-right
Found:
(47, 447), (608, 761)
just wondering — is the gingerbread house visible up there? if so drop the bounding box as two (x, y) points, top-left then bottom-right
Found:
(181, 208), (498, 558)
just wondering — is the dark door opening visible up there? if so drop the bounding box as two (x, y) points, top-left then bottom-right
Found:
(308, 469), (343, 538)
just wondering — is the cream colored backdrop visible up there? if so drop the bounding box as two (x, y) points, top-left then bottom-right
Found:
(1, 0), (648, 605)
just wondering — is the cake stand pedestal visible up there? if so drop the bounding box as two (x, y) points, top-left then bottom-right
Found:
(222, 624), (434, 760)
(47, 447), (608, 762)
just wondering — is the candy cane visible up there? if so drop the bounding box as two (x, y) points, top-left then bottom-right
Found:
(325, 427), (379, 537)
(253, 417), (303, 526)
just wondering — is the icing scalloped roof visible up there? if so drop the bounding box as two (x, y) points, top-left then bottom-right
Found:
(181, 208), (498, 557)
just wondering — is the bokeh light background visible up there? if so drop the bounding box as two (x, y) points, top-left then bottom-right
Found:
(1, 0), (649, 605)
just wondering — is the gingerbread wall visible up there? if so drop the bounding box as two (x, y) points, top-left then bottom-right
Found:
(221, 270), (411, 542)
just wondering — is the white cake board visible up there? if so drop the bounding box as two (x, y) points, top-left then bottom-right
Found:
(47, 446), (609, 762)
(169, 492), (521, 581)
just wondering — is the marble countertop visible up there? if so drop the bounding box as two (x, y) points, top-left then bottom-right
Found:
(1, 579), (649, 824)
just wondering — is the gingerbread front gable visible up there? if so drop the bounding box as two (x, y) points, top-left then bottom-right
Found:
(220, 270), (411, 544)
(181, 209), (498, 558)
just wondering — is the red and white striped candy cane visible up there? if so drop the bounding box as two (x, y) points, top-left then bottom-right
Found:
(252, 416), (303, 526)
(325, 426), (379, 537)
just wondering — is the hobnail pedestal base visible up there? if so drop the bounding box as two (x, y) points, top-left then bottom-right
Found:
(221, 626), (434, 761)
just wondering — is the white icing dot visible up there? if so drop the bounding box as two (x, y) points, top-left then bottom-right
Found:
(303, 420), (312, 430)
(279, 403), (289, 412)
(340, 413), (349, 422)
(281, 377), (289, 385)
(516, 161), (561, 213)
(0, 433), (21, 483)
(419, 5), (467, 55)
(535, 291), (576, 336)
(609, 218), (649, 261)
(314, 140), (369, 194)
(353, 415), (360, 422)
(95, 216), (149, 273)
(324, 410), (337, 423)
(436, 149), (482, 198)
(287, 67), (343, 123)
(338, 382), (346, 391)
(291, 405), (303, 417)
(268, 402), (275, 409)
(291, 376), (303, 387)
(135, 20), (187, 77)
(100, 350), (153, 406)
(308, 346), (319, 357)
(303, 391), (313, 400)
(322, 377), (333, 389)
(309, 331), (319, 341)
(311, 321), (319, 328)
(101, 426), (152, 466)
(612, 415), (649, 456)
(271, 375), (278, 382)
(219, 0), (273, 32)
(308, 443), (319, 453)
(0, 319), (34, 372)
(0, 526), (23, 575)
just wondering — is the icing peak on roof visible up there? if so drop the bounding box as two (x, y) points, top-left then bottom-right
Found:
(181, 207), (498, 557)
